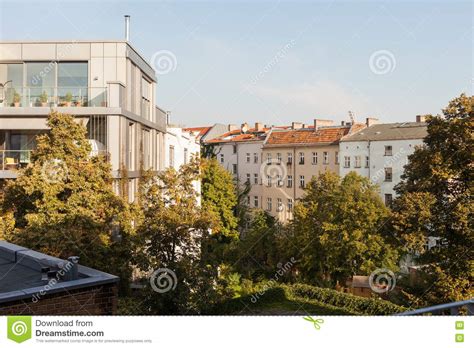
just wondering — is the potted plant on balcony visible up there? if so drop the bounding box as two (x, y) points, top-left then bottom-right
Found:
(74, 97), (82, 107)
(39, 91), (48, 107)
(12, 90), (21, 107)
(64, 92), (73, 107)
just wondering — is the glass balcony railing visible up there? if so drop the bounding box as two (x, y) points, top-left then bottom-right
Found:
(0, 87), (107, 108)
(0, 150), (32, 171)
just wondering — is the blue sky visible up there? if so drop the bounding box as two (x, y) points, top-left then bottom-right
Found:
(0, 0), (472, 127)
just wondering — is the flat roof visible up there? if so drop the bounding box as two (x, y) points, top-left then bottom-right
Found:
(0, 241), (118, 304)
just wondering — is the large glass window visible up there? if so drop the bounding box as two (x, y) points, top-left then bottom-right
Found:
(0, 64), (23, 106)
(26, 62), (56, 105)
(58, 62), (88, 105)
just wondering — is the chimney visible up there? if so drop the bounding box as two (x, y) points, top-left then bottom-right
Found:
(124, 15), (130, 41)
(241, 122), (249, 133)
(416, 115), (426, 123)
(255, 122), (264, 132)
(366, 117), (379, 127)
(292, 122), (303, 130)
(228, 124), (239, 132)
(313, 119), (333, 130)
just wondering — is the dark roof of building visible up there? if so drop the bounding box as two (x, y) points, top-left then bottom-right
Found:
(0, 241), (118, 304)
(340, 122), (427, 142)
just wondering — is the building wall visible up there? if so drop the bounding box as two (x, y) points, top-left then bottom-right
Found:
(339, 139), (423, 203)
(261, 144), (340, 222)
(0, 283), (118, 315)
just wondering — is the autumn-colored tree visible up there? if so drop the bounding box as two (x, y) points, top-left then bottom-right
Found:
(392, 94), (474, 304)
(287, 171), (399, 286)
(0, 112), (134, 292)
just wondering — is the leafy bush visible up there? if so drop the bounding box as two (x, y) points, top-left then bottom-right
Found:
(287, 283), (405, 315)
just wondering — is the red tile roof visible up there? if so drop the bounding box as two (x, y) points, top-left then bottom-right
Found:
(183, 126), (212, 138)
(265, 124), (364, 146)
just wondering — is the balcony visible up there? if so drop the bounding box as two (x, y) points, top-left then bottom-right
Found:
(0, 87), (107, 108)
(0, 150), (32, 171)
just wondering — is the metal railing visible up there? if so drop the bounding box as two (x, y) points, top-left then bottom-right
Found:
(0, 150), (32, 171)
(397, 299), (474, 316)
(0, 87), (107, 107)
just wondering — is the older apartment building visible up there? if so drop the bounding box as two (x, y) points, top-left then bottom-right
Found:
(261, 119), (364, 222)
(0, 40), (167, 201)
(339, 116), (427, 206)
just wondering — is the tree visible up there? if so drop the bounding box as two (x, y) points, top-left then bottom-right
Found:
(0, 112), (134, 292)
(134, 158), (218, 314)
(287, 171), (399, 286)
(200, 158), (238, 239)
(392, 94), (474, 304)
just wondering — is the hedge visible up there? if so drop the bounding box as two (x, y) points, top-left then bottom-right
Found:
(285, 283), (405, 315)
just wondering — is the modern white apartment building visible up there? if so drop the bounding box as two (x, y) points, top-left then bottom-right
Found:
(0, 39), (167, 201)
(339, 116), (427, 205)
(165, 126), (201, 202)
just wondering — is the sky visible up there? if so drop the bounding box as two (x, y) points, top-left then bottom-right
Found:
(0, 0), (472, 127)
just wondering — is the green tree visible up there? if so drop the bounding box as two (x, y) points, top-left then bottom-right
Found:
(200, 158), (238, 239)
(0, 112), (134, 291)
(288, 171), (399, 286)
(134, 158), (218, 314)
(392, 94), (474, 304)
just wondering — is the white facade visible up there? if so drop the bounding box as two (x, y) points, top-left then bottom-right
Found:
(339, 123), (426, 205)
(214, 140), (264, 209)
(165, 127), (201, 203)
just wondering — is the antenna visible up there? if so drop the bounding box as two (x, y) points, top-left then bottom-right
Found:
(348, 111), (356, 124)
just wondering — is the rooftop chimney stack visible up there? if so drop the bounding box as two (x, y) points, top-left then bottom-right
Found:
(313, 119), (334, 130)
(365, 117), (379, 127)
(416, 115), (426, 123)
(292, 122), (303, 130)
(125, 15), (130, 41)
(255, 122), (264, 132)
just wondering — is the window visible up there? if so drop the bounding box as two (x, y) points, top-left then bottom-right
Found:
(287, 175), (293, 188)
(266, 197), (272, 211)
(365, 156), (370, 168)
(57, 62), (88, 105)
(232, 164), (238, 175)
(254, 196), (259, 208)
(219, 153), (224, 164)
(311, 152), (318, 165)
(323, 151), (329, 164)
(299, 175), (305, 188)
(385, 145), (393, 156)
(266, 153), (272, 164)
(254, 153), (258, 163)
(127, 122), (135, 169)
(247, 196), (250, 205)
(287, 152), (293, 164)
(385, 194), (393, 207)
(141, 77), (151, 119)
(277, 174), (283, 187)
(288, 199), (293, 212)
(277, 198), (283, 212)
(26, 62), (57, 104)
(344, 156), (351, 168)
(246, 173), (251, 183)
(266, 175), (272, 187)
(384, 167), (393, 182)
(233, 145), (237, 154)
(183, 148), (188, 165)
(254, 173), (259, 184)
(169, 145), (175, 168)
(277, 152), (282, 164)
(246, 153), (250, 163)
(354, 156), (361, 168)
(335, 151), (339, 164)
(142, 129), (151, 169)
(299, 152), (305, 165)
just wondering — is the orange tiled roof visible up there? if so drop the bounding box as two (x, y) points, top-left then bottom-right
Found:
(183, 126), (212, 137)
(265, 125), (362, 146)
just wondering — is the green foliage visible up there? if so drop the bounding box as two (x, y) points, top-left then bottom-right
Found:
(133, 158), (219, 314)
(393, 93), (474, 304)
(39, 91), (48, 103)
(13, 90), (21, 103)
(0, 111), (135, 293)
(287, 171), (399, 285)
(200, 157), (238, 239)
(65, 92), (73, 102)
